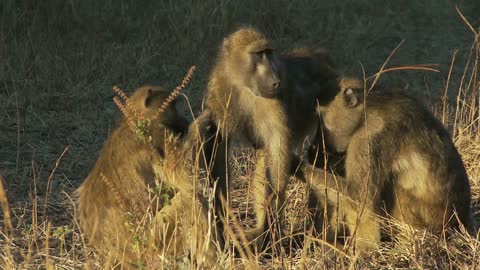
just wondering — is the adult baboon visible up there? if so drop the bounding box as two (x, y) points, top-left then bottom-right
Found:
(205, 27), (287, 252)
(315, 77), (473, 252)
(77, 85), (218, 268)
(205, 27), (340, 252)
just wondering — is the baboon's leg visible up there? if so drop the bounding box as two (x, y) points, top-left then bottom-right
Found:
(153, 193), (189, 256)
(294, 157), (347, 238)
(246, 144), (290, 252)
(296, 161), (380, 252)
(246, 149), (273, 249)
(295, 160), (347, 192)
(193, 204), (219, 268)
(308, 183), (380, 253)
(266, 148), (290, 249)
(308, 186), (340, 244)
(342, 203), (380, 253)
(201, 132), (229, 250)
(153, 192), (218, 266)
(343, 143), (382, 253)
(267, 151), (289, 216)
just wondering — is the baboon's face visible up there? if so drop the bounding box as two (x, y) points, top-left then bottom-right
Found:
(317, 87), (364, 152)
(227, 47), (281, 99)
(221, 29), (281, 98)
(246, 49), (281, 98)
(133, 86), (189, 135)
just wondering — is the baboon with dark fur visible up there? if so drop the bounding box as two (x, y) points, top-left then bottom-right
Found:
(315, 77), (472, 252)
(205, 27), (340, 252)
(77, 85), (218, 268)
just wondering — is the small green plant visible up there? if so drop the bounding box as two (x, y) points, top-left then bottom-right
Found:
(52, 226), (72, 256)
(134, 118), (152, 143)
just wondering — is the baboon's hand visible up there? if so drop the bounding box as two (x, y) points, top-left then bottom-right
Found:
(184, 109), (217, 149)
(192, 109), (216, 137)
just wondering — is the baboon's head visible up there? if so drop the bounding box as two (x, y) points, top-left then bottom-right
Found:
(317, 77), (365, 152)
(283, 47), (340, 105)
(222, 27), (281, 98)
(130, 85), (189, 135)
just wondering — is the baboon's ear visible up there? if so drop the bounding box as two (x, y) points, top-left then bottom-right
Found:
(343, 88), (362, 108)
(144, 88), (154, 107)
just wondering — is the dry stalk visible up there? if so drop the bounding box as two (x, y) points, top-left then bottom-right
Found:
(0, 176), (13, 236)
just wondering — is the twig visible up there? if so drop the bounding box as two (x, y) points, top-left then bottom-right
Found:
(367, 64), (440, 80)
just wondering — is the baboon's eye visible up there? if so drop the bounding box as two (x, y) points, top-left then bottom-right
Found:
(344, 88), (359, 108)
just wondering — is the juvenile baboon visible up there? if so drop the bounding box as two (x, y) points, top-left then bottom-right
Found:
(205, 27), (340, 252)
(76, 85), (218, 268)
(315, 77), (473, 252)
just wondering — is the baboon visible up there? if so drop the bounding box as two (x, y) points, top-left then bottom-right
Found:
(205, 27), (287, 252)
(76, 85), (218, 268)
(205, 27), (340, 252)
(314, 77), (473, 252)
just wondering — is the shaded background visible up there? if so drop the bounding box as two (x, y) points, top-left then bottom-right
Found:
(0, 0), (478, 200)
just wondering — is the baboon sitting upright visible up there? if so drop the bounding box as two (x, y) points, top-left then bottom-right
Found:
(206, 27), (288, 252)
(77, 85), (218, 268)
(315, 77), (472, 252)
(205, 27), (341, 252)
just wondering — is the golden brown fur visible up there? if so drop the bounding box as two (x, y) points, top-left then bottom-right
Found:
(297, 160), (379, 252)
(76, 85), (218, 268)
(315, 77), (473, 252)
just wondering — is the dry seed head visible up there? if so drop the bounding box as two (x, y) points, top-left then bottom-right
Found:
(113, 96), (137, 132)
(100, 172), (126, 211)
(156, 65), (196, 116)
(113, 86), (145, 120)
(113, 85), (129, 101)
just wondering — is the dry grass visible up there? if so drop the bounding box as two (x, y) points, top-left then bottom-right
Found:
(1, 1), (480, 269)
